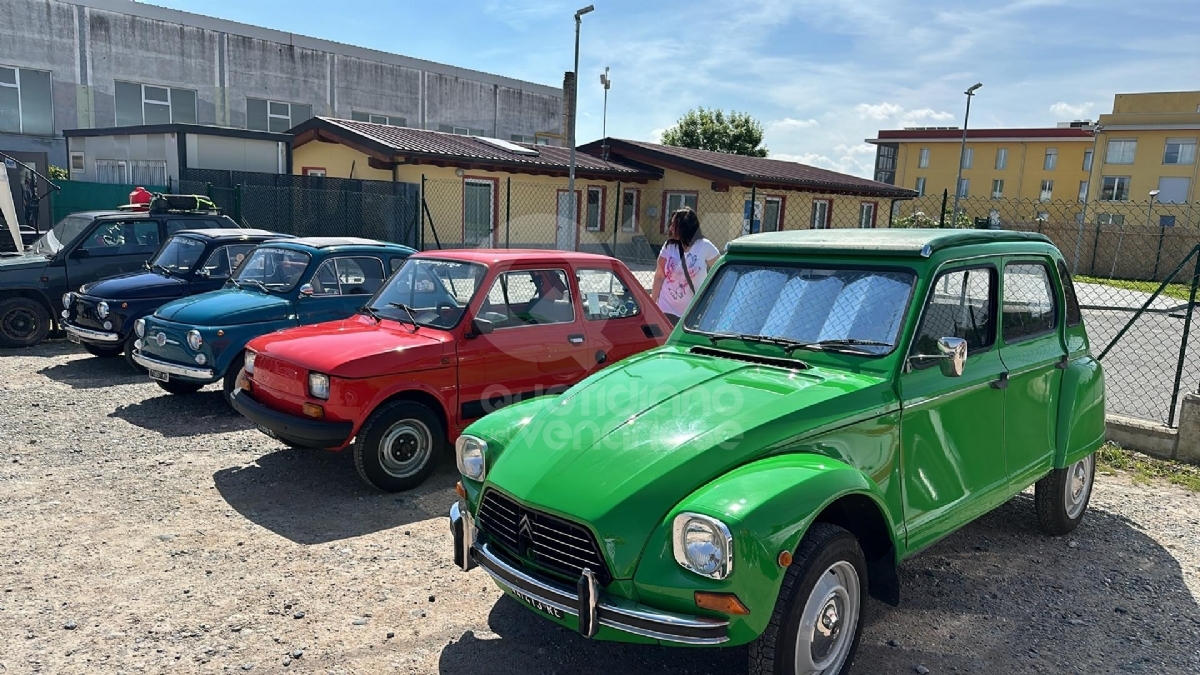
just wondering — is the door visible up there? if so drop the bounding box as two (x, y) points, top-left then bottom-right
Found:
(556, 190), (580, 251)
(576, 266), (657, 366)
(463, 179), (495, 248)
(899, 264), (1008, 553)
(456, 267), (589, 425)
(296, 255), (389, 324)
(997, 260), (1065, 487)
(66, 219), (161, 287)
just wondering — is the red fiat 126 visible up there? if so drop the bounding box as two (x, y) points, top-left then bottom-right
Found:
(231, 250), (670, 491)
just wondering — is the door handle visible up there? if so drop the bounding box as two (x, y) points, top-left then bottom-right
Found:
(991, 372), (1009, 390)
(568, 334), (585, 345)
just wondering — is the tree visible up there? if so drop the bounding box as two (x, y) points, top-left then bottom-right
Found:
(660, 108), (768, 157)
(892, 209), (972, 229)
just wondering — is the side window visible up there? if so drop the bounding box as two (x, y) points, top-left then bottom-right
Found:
(310, 257), (386, 296)
(911, 267), (995, 367)
(79, 221), (159, 257)
(390, 257), (405, 273)
(1057, 260), (1082, 327)
(481, 269), (575, 328)
(1003, 263), (1058, 341)
(200, 244), (255, 279)
(576, 268), (641, 320)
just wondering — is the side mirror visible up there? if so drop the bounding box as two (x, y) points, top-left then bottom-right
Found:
(298, 283), (314, 296)
(69, 248), (90, 260)
(936, 337), (968, 377)
(466, 317), (494, 338)
(196, 267), (211, 278)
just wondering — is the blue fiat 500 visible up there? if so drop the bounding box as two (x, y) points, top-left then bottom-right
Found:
(133, 237), (415, 404)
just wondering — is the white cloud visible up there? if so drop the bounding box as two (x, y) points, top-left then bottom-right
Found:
(855, 102), (905, 120)
(1049, 101), (1095, 119)
(856, 103), (955, 125)
(768, 117), (819, 131)
(648, 127), (667, 143)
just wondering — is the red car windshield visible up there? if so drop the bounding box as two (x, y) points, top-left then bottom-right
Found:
(368, 258), (488, 329)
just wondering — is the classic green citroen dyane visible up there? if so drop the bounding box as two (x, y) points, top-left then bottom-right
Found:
(448, 229), (1105, 675)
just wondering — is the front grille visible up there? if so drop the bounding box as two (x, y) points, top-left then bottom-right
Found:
(477, 489), (612, 586)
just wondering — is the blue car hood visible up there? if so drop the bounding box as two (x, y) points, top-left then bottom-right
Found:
(82, 270), (187, 301)
(155, 288), (293, 325)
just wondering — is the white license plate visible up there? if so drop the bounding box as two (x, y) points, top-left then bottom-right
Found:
(67, 333), (81, 344)
(256, 424), (277, 439)
(148, 369), (170, 383)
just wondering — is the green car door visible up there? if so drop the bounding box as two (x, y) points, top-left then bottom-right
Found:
(997, 259), (1066, 487)
(296, 255), (390, 324)
(899, 262), (1008, 553)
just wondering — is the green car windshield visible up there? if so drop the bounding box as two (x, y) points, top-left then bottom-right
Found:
(367, 258), (488, 329)
(684, 263), (916, 356)
(150, 235), (207, 274)
(232, 247), (311, 292)
(30, 215), (93, 256)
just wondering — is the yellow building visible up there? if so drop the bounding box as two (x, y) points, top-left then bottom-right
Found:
(289, 117), (915, 258)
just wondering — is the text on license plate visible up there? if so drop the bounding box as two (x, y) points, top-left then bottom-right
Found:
(67, 333), (81, 344)
(148, 369), (170, 383)
(509, 588), (565, 620)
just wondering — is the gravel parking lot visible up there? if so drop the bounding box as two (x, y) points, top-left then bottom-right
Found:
(2, 340), (1199, 674)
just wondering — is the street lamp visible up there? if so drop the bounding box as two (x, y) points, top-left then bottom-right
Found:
(600, 67), (611, 138)
(567, 4), (595, 247)
(950, 82), (983, 227)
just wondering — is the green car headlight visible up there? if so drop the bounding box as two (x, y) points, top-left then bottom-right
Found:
(134, 318), (146, 338)
(186, 329), (203, 351)
(672, 513), (733, 580)
(455, 435), (488, 482)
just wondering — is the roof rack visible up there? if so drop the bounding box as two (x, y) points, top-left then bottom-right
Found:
(116, 194), (221, 215)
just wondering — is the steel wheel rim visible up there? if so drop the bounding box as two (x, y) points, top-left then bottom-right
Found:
(2, 307), (39, 341)
(795, 560), (860, 674)
(1064, 454), (1093, 520)
(377, 419), (432, 479)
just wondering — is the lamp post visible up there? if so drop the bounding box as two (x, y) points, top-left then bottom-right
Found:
(567, 4), (595, 247)
(1150, 189), (1167, 279)
(600, 67), (611, 160)
(950, 82), (983, 227)
(1072, 123), (1103, 273)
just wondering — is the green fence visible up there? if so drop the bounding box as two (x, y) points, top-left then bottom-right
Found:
(50, 181), (168, 224)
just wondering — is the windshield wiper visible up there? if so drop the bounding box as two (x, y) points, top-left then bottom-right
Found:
(388, 302), (421, 332)
(358, 305), (382, 323)
(783, 338), (893, 355)
(708, 332), (809, 350)
(233, 278), (268, 293)
(151, 263), (174, 277)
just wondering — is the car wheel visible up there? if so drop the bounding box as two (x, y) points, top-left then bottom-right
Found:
(222, 353), (245, 408)
(83, 343), (123, 358)
(353, 400), (444, 492)
(155, 379), (204, 395)
(0, 297), (51, 348)
(748, 523), (867, 675)
(123, 336), (146, 373)
(1035, 452), (1095, 536)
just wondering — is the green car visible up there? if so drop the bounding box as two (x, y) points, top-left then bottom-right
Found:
(449, 229), (1105, 675)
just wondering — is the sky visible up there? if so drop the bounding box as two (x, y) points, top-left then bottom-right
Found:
(155, 0), (1200, 179)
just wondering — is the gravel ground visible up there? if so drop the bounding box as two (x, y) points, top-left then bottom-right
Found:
(1, 340), (1198, 675)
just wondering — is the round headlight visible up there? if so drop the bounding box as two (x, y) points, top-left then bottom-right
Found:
(186, 329), (202, 351)
(455, 435), (488, 482)
(672, 513), (733, 579)
(96, 301), (110, 319)
(134, 318), (146, 338)
(308, 372), (330, 400)
(243, 351), (256, 374)
(62, 292), (74, 309)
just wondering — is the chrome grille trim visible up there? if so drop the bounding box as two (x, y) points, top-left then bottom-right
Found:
(477, 489), (612, 586)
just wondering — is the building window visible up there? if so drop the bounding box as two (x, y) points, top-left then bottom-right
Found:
(874, 143), (897, 184)
(248, 99), (312, 133)
(858, 202), (877, 228)
(0, 65), (52, 135)
(1083, 149), (1094, 171)
(69, 152), (85, 174)
(991, 179), (1004, 199)
(811, 199), (832, 229)
(957, 178), (969, 198)
(116, 81), (197, 126)
(95, 159), (128, 184)
(918, 147), (930, 169)
(585, 186), (605, 232)
(1157, 177), (1191, 204)
(463, 178), (496, 246)
(915, 177), (926, 197)
(1078, 180), (1089, 203)
(351, 111), (405, 127)
(130, 160), (167, 186)
(1097, 213), (1125, 226)
(1043, 148), (1058, 171)
(1100, 176), (1131, 201)
(763, 197), (782, 232)
(510, 134), (537, 144)
(1040, 180), (1054, 202)
(302, 167), (326, 177)
(662, 192), (698, 232)
(1163, 138), (1197, 165)
(744, 196), (783, 234)
(1106, 139), (1137, 165)
(961, 147), (974, 169)
(995, 147), (1008, 170)
(621, 188), (639, 232)
(438, 124), (486, 136)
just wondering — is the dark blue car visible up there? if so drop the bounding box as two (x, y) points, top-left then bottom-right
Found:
(61, 228), (291, 370)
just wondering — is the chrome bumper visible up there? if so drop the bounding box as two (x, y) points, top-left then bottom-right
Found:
(64, 322), (121, 344)
(449, 503), (729, 645)
(132, 351), (214, 380)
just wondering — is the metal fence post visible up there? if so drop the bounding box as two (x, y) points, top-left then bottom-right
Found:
(233, 184), (242, 225)
(1168, 247), (1200, 427)
(612, 180), (621, 256)
(1089, 222), (1102, 275)
(505, 177), (511, 249)
(748, 184), (756, 233)
(420, 174), (426, 250)
(939, 189), (948, 228)
(205, 182), (212, 199)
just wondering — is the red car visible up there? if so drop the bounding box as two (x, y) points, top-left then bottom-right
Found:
(230, 250), (670, 491)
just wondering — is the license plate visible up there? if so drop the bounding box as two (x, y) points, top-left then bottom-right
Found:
(148, 369), (170, 383)
(256, 424), (277, 439)
(509, 588), (566, 620)
(67, 333), (81, 344)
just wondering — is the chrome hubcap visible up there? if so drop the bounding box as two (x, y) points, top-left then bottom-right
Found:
(377, 419), (432, 479)
(795, 561), (860, 674)
(1064, 454), (1094, 520)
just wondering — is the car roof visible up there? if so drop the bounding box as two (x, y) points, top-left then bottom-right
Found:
(173, 228), (292, 241)
(270, 237), (416, 253)
(69, 210), (127, 220)
(413, 248), (622, 265)
(726, 228), (1056, 258)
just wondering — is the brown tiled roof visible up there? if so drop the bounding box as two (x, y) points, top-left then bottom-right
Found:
(581, 138), (915, 199)
(289, 117), (661, 181)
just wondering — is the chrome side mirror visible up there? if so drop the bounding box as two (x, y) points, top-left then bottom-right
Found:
(936, 337), (968, 377)
(298, 283), (314, 296)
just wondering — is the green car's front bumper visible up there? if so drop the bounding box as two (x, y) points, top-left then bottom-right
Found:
(449, 502), (729, 646)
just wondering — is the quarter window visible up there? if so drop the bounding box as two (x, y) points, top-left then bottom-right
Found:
(309, 257), (387, 296)
(200, 244), (255, 279)
(911, 267), (995, 367)
(1057, 260), (1082, 327)
(481, 269), (576, 327)
(576, 269), (641, 320)
(1002, 263), (1058, 342)
(115, 81), (197, 126)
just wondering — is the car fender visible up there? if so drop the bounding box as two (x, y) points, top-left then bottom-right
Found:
(1055, 355), (1106, 468)
(352, 376), (457, 444)
(630, 453), (899, 644)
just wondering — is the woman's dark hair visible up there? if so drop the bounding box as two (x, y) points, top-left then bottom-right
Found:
(669, 207), (701, 246)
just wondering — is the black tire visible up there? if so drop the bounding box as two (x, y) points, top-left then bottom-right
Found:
(749, 523), (868, 675)
(353, 400), (445, 492)
(123, 335), (146, 373)
(222, 353), (245, 408)
(0, 297), (51, 348)
(155, 379), (204, 395)
(84, 343), (123, 358)
(1035, 452), (1096, 536)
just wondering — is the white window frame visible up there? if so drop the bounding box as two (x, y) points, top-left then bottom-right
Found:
(811, 199), (832, 229)
(662, 191), (698, 233)
(0, 64), (52, 135)
(961, 147), (974, 169)
(1163, 138), (1197, 166)
(1106, 139), (1137, 165)
(1043, 148), (1058, 171)
(116, 80), (197, 125)
(1101, 176), (1131, 201)
(1083, 149), (1094, 171)
(858, 202), (877, 229)
(621, 188), (639, 232)
(915, 177), (926, 197)
(995, 147), (1008, 170)
(585, 185), (604, 232)
(69, 151), (85, 174)
(1078, 180), (1089, 203)
(95, 159), (128, 184)
(1040, 180), (1054, 202)
(991, 179), (1004, 199)
(268, 101), (293, 131)
(918, 148), (930, 169)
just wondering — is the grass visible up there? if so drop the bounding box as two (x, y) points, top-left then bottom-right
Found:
(1095, 443), (1200, 492)
(1075, 275), (1197, 302)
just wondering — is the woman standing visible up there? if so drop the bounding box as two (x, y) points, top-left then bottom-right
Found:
(651, 207), (720, 325)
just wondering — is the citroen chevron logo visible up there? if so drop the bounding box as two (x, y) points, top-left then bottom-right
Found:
(518, 514), (534, 541)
